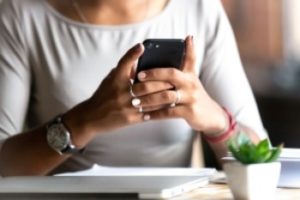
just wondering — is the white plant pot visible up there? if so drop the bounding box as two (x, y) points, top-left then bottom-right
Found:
(223, 161), (281, 200)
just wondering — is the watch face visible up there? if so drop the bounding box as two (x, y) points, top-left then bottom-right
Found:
(47, 124), (70, 152)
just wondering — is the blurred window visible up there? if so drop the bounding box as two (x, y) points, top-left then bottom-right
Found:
(222, 0), (300, 148)
(222, 0), (284, 68)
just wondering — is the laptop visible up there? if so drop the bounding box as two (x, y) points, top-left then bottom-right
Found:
(0, 166), (216, 199)
(277, 148), (300, 188)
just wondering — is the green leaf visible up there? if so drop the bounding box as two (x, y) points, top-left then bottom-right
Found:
(226, 132), (283, 164)
(266, 144), (283, 163)
(255, 139), (272, 163)
(236, 132), (251, 146)
(228, 140), (246, 163)
(256, 139), (270, 155)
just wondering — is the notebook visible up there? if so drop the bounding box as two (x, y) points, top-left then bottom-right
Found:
(0, 166), (216, 199)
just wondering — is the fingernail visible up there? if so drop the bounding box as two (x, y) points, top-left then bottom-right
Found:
(134, 43), (141, 51)
(138, 72), (146, 80)
(131, 98), (141, 107)
(129, 79), (134, 85)
(143, 114), (151, 121)
(139, 106), (143, 113)
(190, 35), (194, 44)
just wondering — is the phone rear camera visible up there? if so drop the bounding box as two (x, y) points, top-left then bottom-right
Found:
(155, 44), (160, 48)
(147, 43), (154, 49)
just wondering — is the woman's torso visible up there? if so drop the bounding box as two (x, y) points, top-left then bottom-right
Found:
(2, 0), (208, 173)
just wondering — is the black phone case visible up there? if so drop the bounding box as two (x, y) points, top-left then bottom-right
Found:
(134, 39), (185, 83)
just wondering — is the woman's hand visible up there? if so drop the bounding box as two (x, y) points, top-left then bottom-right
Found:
(133, 36), (228, 134)
(64, 43), (175, 146)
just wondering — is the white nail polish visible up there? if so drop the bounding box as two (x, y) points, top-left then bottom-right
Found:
(170, 103), (176, 108)
(129, 79), (134, 85)
(131, 98), (141, 107)
(139, 107), (143, 113)
(143, 114), (151, 121)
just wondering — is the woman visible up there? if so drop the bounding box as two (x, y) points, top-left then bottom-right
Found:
(0, 0), (266, 176)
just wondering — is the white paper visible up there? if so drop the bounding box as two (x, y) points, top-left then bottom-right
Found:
(55, 165), (216, 177)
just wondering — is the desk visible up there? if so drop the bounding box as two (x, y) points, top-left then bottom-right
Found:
(173, 184), (300, 200)
(0, 184), (299, 200)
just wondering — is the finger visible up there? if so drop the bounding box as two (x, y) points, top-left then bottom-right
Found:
(144, 105), (185, 121)
(140, 105), (167, 112)
(138, 89), (186, 107)
(132, 81), (174, 97)
(117, 43), (144, 81)
(130, 62), (138, 80)
(181, 36), (197, 74)
(119, 95), (150, 123)
(121, 107), (147, 124)
(136, 67), (185, 88)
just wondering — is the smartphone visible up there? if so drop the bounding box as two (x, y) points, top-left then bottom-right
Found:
(134, 39), (186, 83)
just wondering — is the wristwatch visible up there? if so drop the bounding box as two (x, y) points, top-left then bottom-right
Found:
(46, 115), (81, 155)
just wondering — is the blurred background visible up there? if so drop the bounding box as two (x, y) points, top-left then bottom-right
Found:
(222, 0), (300, 148)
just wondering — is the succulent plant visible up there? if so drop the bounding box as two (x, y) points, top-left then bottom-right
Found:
(227, 133), (283, 164)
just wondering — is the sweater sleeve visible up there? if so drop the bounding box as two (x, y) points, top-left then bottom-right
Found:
(0, 0), (31, 150)
(200, 0), (267, 139)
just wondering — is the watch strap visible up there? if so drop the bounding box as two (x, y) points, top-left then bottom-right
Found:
(61, 144), (84, 154)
